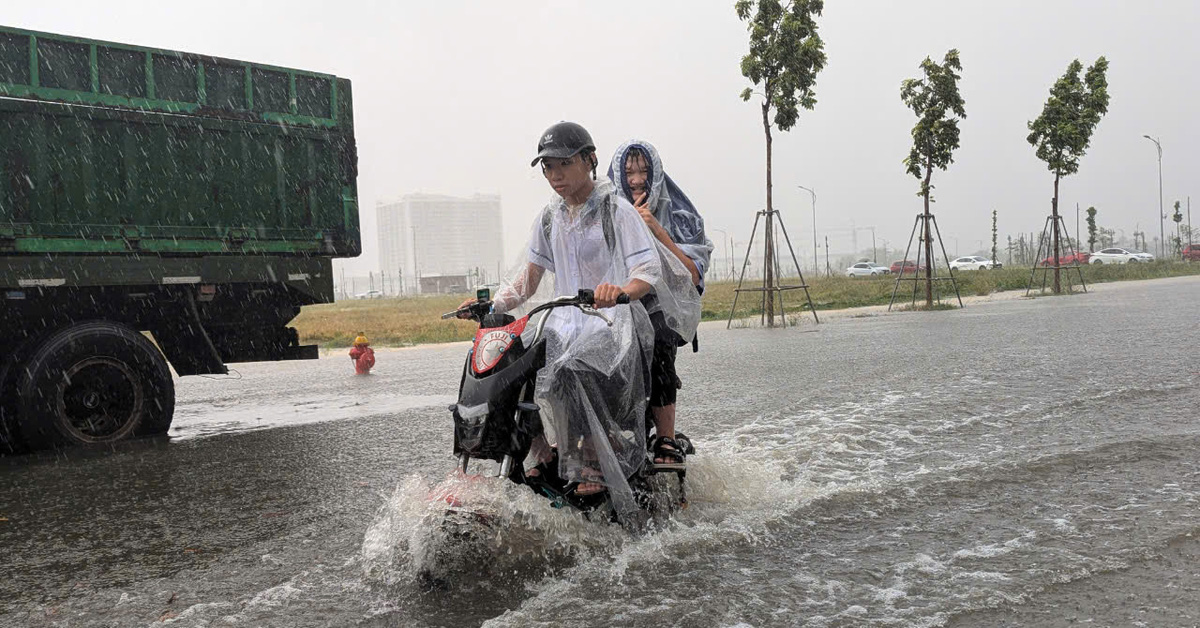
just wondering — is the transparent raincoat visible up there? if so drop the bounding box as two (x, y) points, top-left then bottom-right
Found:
(607, 140), (710, 342)
(490, 179), (661, 522)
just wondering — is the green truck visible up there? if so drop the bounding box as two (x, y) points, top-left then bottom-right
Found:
(0, 26), (359, 451)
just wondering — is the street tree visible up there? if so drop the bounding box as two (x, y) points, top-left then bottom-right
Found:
(900, 48), (966, 307)
(1086, 206), (1098, 252)
(991, 209), (998, 264)
(1027, 56), (1110, 292)
(1172, 200), (1184, 258)
(735, 0), (827, 327)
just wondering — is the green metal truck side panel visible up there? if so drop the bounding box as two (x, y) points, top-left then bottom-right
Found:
(0, 255), (333, 302)
(0, 25), (359, 259)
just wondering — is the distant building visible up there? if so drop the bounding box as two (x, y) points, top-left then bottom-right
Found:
(377, 193), (504, 294)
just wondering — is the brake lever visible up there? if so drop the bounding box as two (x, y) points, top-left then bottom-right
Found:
(578, 304), (614, 326)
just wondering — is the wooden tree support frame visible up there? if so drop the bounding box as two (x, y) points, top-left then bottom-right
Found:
(726, 209), (819, 328)
(888, 212), (964, 311)
(1026, 214), (1088, 295)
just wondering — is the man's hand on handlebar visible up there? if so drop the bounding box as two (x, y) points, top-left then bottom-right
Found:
(455, 297), (476, 319)
(593, 283), (628, 309)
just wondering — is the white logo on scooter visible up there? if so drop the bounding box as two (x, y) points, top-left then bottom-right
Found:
(473, 330), (516, 373)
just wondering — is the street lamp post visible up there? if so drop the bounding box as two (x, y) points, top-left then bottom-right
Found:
(1143, 135), (1164, 258)
(797, 185), (817, 273)
(710, 228), (732, 281)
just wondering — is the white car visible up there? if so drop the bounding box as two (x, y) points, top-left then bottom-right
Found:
(354, 290), (384, 299)
(845, 262), (890, 277)
(950, 256), (1001, 271)
(1089, 248), (1155, 264)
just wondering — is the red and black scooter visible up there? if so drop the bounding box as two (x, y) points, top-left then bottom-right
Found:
(439, 288), (692, 523)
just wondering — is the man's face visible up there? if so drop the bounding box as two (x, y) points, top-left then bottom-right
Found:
(541, 154), (592, 200)
(624, 151), (649, 199)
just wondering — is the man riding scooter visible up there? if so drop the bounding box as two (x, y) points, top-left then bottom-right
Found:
(459, 122), (661, 508)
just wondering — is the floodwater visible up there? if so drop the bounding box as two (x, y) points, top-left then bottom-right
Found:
(2, 276), (1199, 627)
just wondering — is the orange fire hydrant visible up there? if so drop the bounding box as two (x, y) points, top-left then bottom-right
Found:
(349, 333), (375, 375)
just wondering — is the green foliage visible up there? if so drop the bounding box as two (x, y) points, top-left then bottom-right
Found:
(1173, 200), (1183, 224)
(736, 0), (827, 132)
(1086, 206), (1098, 252)
(1027, 57), (1110, 177)
(901, 49), (966, 198)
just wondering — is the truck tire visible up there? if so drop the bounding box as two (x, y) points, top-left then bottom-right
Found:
(0, 333), (44, 454)
(16, 322), (174, 449)
(0, 353), (25, 454)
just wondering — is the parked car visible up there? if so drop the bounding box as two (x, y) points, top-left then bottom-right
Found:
(845, 262), (891, 277)
(354, 290), (384, 299)
(1039, 251), (1090, 267)
(950, 256), (1002, 271)
(1089, 248), (1154, 264)
(1183, 244), (1200, 262)
(889, 260), (927, 274)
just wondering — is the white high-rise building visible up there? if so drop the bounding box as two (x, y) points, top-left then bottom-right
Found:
(377, 193), (504, 294)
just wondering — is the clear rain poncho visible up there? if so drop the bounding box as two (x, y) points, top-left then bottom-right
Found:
(490, 179), (661, 524)
(608, 140), (710, 343)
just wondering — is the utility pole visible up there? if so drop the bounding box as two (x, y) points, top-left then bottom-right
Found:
(824, 235), (830, 277)
(412, 227), (420, 295)
(871, 227), (877, 263)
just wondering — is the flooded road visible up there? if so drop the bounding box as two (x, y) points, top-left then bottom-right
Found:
(3, 276), (1199, 627)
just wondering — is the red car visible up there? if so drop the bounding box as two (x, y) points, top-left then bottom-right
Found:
(1040, 252), (1091, 266)
(1183, 244), (1200, 262)
(889, 260), (927, 274)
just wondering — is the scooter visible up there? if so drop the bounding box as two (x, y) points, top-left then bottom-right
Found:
(438, 288), (693, 525)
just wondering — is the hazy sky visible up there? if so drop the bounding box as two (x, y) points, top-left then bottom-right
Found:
(9, 1), (1200, 272)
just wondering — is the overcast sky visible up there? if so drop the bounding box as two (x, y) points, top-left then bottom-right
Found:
(9, 1), (1199, 272)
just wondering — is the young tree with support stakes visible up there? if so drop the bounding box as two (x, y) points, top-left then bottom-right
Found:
(1027, 57), (1109, 293)
(1086, 206), (1098, 252)
(733, 0), (826, 327)
(899, 49), (966, 308)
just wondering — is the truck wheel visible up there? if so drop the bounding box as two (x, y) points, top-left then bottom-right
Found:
(16, 322), (174, 449)
(0, 354), (25, 454)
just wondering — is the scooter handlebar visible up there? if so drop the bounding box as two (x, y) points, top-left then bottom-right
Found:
(615, 293), (630, 305)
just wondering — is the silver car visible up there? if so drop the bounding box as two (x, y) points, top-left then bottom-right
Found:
(950, 256), (1001, 271)
(1090, 248), (1155, 264)
(845, 262), (890, 277)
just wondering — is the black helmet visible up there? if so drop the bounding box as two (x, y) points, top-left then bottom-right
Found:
(530, 121), (595, 167)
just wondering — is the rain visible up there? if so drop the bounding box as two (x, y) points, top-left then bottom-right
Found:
(2, 3), (1200, 627)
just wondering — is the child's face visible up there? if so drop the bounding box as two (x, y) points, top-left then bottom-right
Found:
(624, 151), (649, 199)
(541, 154), (593, 201)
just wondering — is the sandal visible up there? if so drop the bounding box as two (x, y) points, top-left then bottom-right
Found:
(653, 436), (686, 465)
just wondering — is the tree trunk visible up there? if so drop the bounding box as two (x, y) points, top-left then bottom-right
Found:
(1052, 172), (1061, 294)
(762, 101), (776, 327)
(923, 157), (934, 308)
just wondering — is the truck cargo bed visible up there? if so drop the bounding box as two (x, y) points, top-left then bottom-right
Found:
(0, 25), (360, 258)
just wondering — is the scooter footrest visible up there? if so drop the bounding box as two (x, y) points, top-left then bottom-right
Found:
(648, 462), (687, 474)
